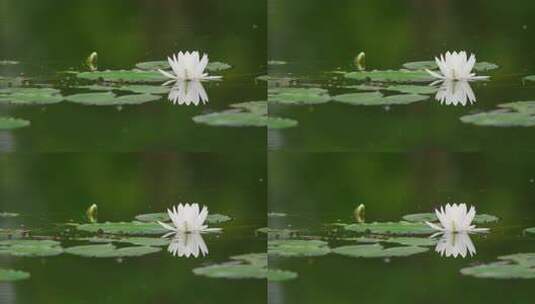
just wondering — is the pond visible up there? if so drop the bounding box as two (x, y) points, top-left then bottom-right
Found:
(0, 153), (266, 303)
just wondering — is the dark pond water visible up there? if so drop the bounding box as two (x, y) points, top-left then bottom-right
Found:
(0, 153), (266, 304)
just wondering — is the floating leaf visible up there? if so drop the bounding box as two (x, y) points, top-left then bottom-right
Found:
(344, 70), (434, 83)
(402, 213), (498, 224)
(0, 117), (30, 130)
(384, 85), (438, 95)
(332, 244), (428, 258)
(268, 212), (287, 217)
(0, 239), (63, 257)
(269, 88), (330, 105)
(134, 213), (231, 224)
(268, 240), (330, 257)
(193, 111), (266, 127)
(85, 237), (170, 247)
(135, 61), (231, 72)
(0, 268), (30, 282)
(499, 101), (535, 114)
(77, 70), (168, 83)
(76, 222), (167, 235)
(523, 227), (535, 235)
(344, 222), (434, 235)
(268, 60), (287, 65)
(268, 269), (298, 282)
(403, 61), (498, 72)
(460, 110), (535, 127)
(230, 101), (267, 116)
(231, 253), (267, 268)
(499, 253), (535, 267)
(333, 92), (428, 106)
(267, 117), (298, 129)
(0, 87), (63, 105)
(0, 212), (19, 217)
(0, 60), (19, 65)
(193, 263), (266, 279)
(461, 262), (535, 279)
(65, 243), (160, 257)
(65, 92), (159, 106)
(115, 85), (169, 95)
(383, 237), (437, 247)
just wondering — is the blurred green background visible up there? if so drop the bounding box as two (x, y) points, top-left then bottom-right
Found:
(0, 152), (266, 304)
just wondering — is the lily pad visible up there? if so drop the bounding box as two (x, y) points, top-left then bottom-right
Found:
(134, 213), (232, 224)
(0, 239), (63, 257)
(0, 212), (19, 217)
(402, 213), (499, 224)
(135, 61), (231, 72)
(230, 101), (267, 116)
(269, 88), (330, 105)
(383, 237), (437, 247)
(85, 237), (169, 247)
(267, 117), (298, 129)
(77, 70), (168, 83)
(333, 92), (428, 106)
(268, 240), (330, 257)
(461, 262), (535, 279)
(384, 85), (438, 95)
(0, 87), (63, 105)
(0, 268), (30, 282)
(231, 253), (267, 267)
(0, 60), (19, 65)
(523, 227), (535, 235)
(65, 243), (160, 257)
(0, 117), (30, 130)
(499, 253), (535, 266)
(333, 244), (428, 258)
(76, 222), (167, 235)
(193, 111), (266, 127)
(460, 110), (535, 127)
(268, 269), (298, 282)
(193, 263), (266, 279)
(268, 60), (287, 65)
(65, 92), (159, 106)
(403, 61), (499, 72)
(344, 222), (435, 235)
(116, 85), (169, 95)
(499, 101), (535, 114)
(344, 70), (434, 83)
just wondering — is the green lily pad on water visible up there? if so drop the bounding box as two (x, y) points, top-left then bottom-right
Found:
(0, 117), (29, 130)
(344, 222), (435, 235)
(84, 236), (170, 247)
(65, 92), (160, 106)
(230, 101), (267, 116)
(268, 269), (298, 281)
(232, 253), (267, 267)
(332, 243), (428, 258)
(0, 239), (63, 257)
(135, 60), (232, 72)
(268, 60), (287, 65)
(0, 268), (30, 282)
(384, 85), (438, 95)
(77, 70), (168, 83)
(383, 237), (437, 247)
(0, 87), (63, 105)
(76, 222), (167, 235)
(499, 101), (535, 114)
(0, 60), (19, 65)
(134, 212), (232, 224)
(333, 92), (428, 106)
(268, 239), (330, 257)
(461, 262), (535, 279)
(65, 243), (160, 258)
(344, 70), (434, 83)
(0, 212), (19, 217)
(269, 87), (330, 105)
(460, 109), (535, 127)
(193, 264), (266, 279)
(523, 227), (535, 235)
(403, 61), (499, 72)
(402, 213), (499, 224)
(193, 111), (267, 127)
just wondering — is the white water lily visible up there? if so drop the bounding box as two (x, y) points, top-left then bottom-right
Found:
(157, 203), (221, 233)
(435, 80), (476, 106)
(158, 51), (221, 81)
(435, 232), (476, 258)
(167, 80), (208, 106)
(425, 203), (489, 233)
(426, 51), (489, 81)
(166, 232), (208, 258)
